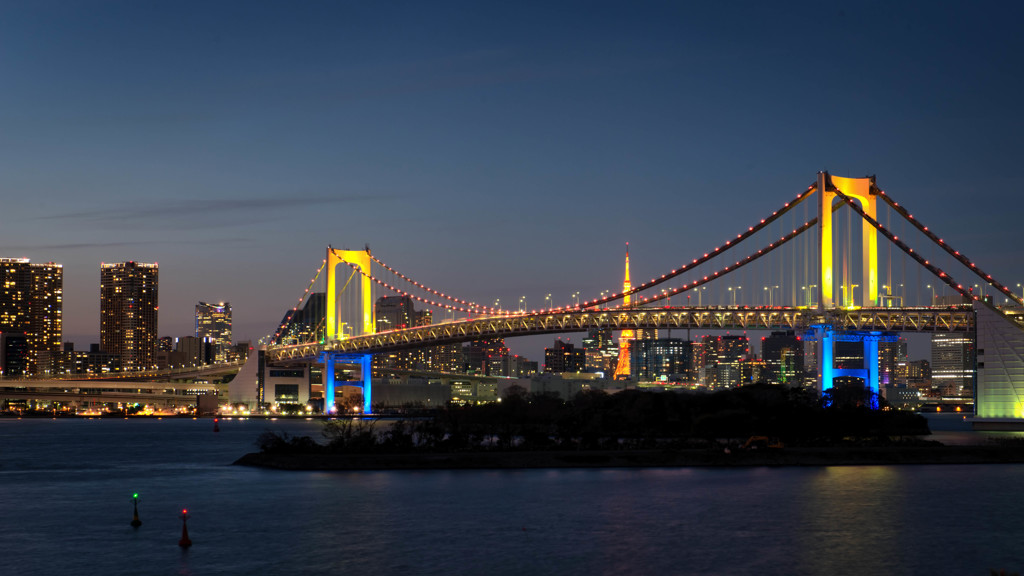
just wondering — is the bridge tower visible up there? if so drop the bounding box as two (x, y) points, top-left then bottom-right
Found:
(813, 173), (883, 398)
(613, 243), (633, 379)
(816, 172), (879, 310)
(325, 246), (375, 340)
(323, 246), (376, 414)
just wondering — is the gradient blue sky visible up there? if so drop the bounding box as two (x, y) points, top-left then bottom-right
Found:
(2, 1), (1022, 360)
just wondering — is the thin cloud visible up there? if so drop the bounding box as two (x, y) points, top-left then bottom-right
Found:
(4, 238), (251, 250)
(36, 194), (388, 222)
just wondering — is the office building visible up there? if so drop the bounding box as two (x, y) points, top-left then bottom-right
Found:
(632, 338), (693, 382)
(878, 337), (907, 388)
(931, 333), (975, 398)
(761, 331), (804, 386)
(100, 261), (158, 371)
(582, 327), (618, 375)
(701, 334), (749, 387)
(196, 302), (232, 363)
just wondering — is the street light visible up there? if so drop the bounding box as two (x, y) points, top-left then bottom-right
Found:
(728, 286), (742, 306)
(545, 293), (552, 311)
(519, 296), (526, 313)
(926, 284), (935, 306)
(572, 291), (580, 307)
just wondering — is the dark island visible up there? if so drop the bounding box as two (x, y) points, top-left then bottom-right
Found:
(235, 384), (1024, 470)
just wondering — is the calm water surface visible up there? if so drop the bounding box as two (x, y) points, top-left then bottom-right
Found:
(0, 417), (1022, 575)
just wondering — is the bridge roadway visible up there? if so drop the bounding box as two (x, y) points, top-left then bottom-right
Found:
(0, 379), (218, 407)
(268, 305), (977, 362)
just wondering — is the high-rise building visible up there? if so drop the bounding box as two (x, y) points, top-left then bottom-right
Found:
(100, 261), (158, 371)
(582, 327), (618, 375)
(463, 338), (510, 376)
(903, 359), (932, 395)
(196, 302), (232, 363)
(632, 338), (692, 382)
(761, 331), (804, 386)
(373, 296), (455, 372)
(0, 258), (63, 373)
(274, 292), (325, 344)
(545, 339), (586, 374)
(878, 337), (907, 388)
(701, 334), (749, 387)
(931, 333), (975, 398)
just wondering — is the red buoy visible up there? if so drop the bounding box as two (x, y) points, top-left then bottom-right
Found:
(179, 509), (192, 548)
(213, 418), (220, 433)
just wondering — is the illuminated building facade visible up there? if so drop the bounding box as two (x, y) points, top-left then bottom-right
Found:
(0, 258), (63, 374)
(37, 344), (121, 376)
(195, 302), (232, 363)
(100, 261), (158, 371)
(931, 332), (975, 398)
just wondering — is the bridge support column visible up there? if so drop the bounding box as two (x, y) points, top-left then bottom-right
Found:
(814, 327), (893, 408)
(814, 325), (835, 394)
(324, 355), (336, 414)
(864, 334), (881, 407)
(320, 352), (373, 415)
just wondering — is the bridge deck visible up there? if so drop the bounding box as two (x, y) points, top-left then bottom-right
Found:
(269, 305), (976, 361)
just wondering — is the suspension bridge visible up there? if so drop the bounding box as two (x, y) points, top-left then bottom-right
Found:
(231, 172), (1024, 424)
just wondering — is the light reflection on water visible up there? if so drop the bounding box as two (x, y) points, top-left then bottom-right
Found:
(0, 418), (1022, 575)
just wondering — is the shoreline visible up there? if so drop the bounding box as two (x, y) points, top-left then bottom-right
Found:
(234, 445), (1024, 471)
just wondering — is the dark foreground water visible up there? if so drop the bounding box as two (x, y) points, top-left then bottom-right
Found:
(1, 417), (1022, 576)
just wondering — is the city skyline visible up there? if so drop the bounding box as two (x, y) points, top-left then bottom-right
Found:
(2, 3), (1023, 362)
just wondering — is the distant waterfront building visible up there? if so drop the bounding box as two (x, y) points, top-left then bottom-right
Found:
(100, 261), (158, 371)
(37, 343), (121, 376)
(0, 258), (63, 374)
(931, 333), (975, 398)
(195, 302), (232, 363)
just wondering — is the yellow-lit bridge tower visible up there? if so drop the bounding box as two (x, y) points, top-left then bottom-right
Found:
(817, 172), (879, 310)
(325, 246), (376, 339)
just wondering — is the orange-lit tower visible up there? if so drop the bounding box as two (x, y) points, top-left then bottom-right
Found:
(613, 243), (633, 379)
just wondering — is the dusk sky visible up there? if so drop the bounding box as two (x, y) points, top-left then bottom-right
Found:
(2, 2), (1022, 360)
